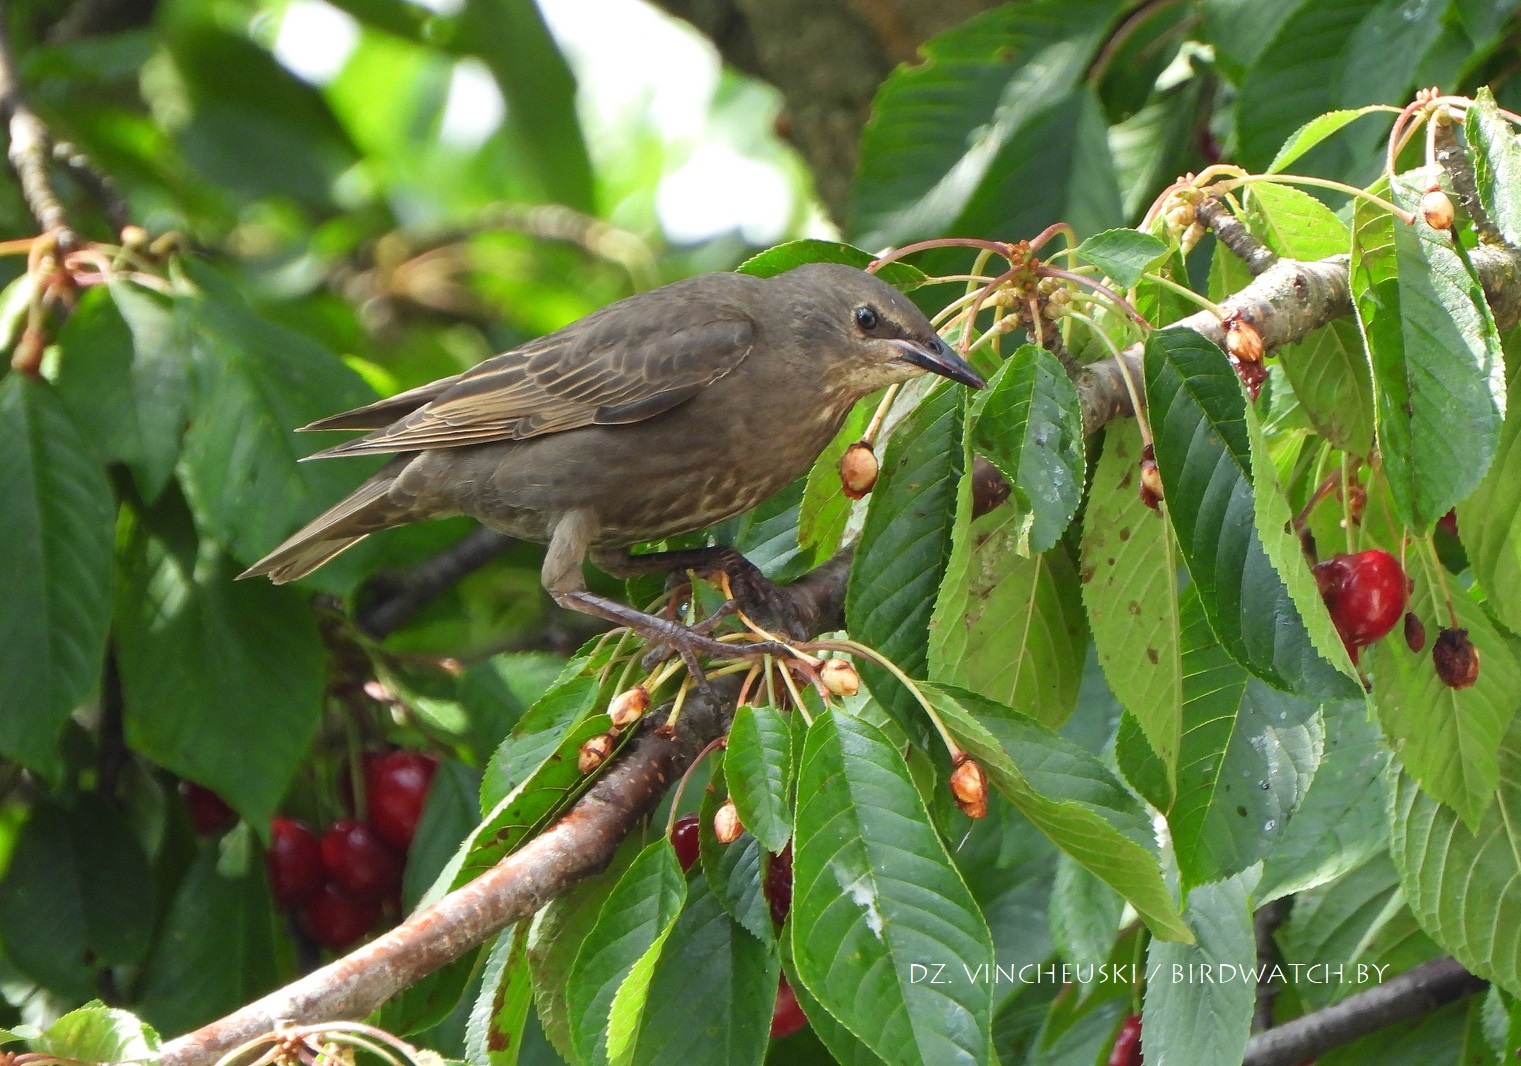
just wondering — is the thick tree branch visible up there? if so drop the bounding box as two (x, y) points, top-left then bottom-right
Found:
(0, 21), (73, 245)
(1241, 958), (1487, 1066)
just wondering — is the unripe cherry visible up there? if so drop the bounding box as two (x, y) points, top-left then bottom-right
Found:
(839, 441), (879, 499)
(1421, 186), (1455, 230)
(819, 659), (860, 697)
(1225, 319), (1263, 364)
(578, 732), (615, 774)
(713, 798), (744, 843)
(608, 684), (650, 729)
(949, 754), (988, 819)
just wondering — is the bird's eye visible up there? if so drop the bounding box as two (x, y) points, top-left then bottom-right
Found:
(854, 306), (879, 331)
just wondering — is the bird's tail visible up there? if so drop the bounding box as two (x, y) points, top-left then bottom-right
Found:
(238, 460), (409, 584)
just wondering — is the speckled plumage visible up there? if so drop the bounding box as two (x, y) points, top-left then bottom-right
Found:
(241, 263), (981, 599)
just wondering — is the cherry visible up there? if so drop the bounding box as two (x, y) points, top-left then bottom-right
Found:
(321, 818), (404, 901)
(1107, 1013), (1142, 1066)
(181, 782), (235, 836)
(300, 881), (381, 950)
(770, 975), (808, 1040)
(365, 750), (438, 851)
(765, 844), (793, 926)
(267, 817), (323, 908)
(1313, 550), (1408, 651)
(1433, 627), (1480, 689)
(671, 814), (700, 873)
(1438, 509), (1459, 539)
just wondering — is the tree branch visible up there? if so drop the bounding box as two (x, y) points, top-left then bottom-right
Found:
(0, 20), (73, 245)
(356, 527), (517, 639)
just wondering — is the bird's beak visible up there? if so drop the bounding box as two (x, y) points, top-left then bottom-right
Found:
(891, 337), (986, 389)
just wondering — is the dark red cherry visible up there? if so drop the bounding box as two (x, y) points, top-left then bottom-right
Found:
(765, 844), (793, 926)
(1108, 1013), (1142, 1066)
(366, 750), (438, 851)
(181, 782), (235, 836)
(1313, 549), (1408, 649)
(320, 818), (404, 901)
(671, 814), (700, 873)
(300, 881), (381, 950)
(267, 817), (323, 908)
(770, 975), (808, 1039)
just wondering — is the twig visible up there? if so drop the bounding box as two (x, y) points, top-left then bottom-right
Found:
(53, 140), (129, 234)
(1251, 898), (1289, 1032)
(1241, 957), (1486, 1066)
(1431, 114), (1505, 246)
(0, 21), (73, 245)
(1197, 193), (1278, 275)
(355, 527), (517, 639)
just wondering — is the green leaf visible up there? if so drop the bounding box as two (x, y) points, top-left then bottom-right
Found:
(567, 840), (687, 1066)
(849, 1), (1120, 246)
(33, 1003), (159, 1064)
(1278, 319), (1376, 456)
(699, 765), (773, 946)
(736, 240), (928, 290)
(480, 655), (607, 810)
(0, 374), (113, 775)
(1462, 365), (1521, 635)
(791, 709), (995, 1065)
(1074, 229), (1169, 288)
(921, 685), (1192, 943)
(1391, 714), (1521, 997)
(724, 704), (793, 855)
(970, 344), (1085, 555)
(175, 261), (379, 579)
(401, 761), (483, 910)
(929, 509), (1087, 728)
(848, 382), (964, 737)
(779, 942), (884, 1066)
(1470, 87), (1521, 247)
(0, 797), (155, 1001)
(465, 927), (532, 1066)
(1049, 854), (1124, 972)
(629, 876), (777, 1066)
(53, 280), (191, 501)
(1245, 180), (1351, 260)
(1351, 177), (1507, 531)
(1259, 105), (1393, 172)
(1080, 421), (1182, 788)
(1257, 702), (1391, 904)
(1167, 593), (1325, 890)
(1144, 328), (1356, 698)
(1143, 868), (1258, 1065)
(1373, 551), (1521, 830)
(137, 828), (278, 1035)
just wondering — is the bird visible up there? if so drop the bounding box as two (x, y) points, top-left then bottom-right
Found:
(240, 262), (985, 658)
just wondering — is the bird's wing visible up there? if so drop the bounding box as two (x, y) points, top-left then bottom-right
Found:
(304, 307), (757, 459)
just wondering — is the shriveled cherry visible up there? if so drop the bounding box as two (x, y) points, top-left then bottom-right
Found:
(671, 814), (700, 873)
(1108, 1013), (1142, 1066)
(770, 975), (808, 1039)
(1433, 627), (1480, 689)
(765, 844), (793, 926)
(1313, 549), (1408, 650)
(267, 817), (323, 908)
(300, 881), (381, 950)
(366, 750), (438, 851)
(321, 818), (404, 901)
(181, 782), (235, 836)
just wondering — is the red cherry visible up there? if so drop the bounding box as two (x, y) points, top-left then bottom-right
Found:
(1108, 1013), (1142, 1066)
(770, 975), (808, 1040)
(180, 781), (235, 836)
(1313, 549), (1408, 650)
(299, 881), (381, 950)
(267, 817), (323, 908)
(765, 844), (793, 926)
(1438, 510), (1459, 539)
(321, 818), (404, 901)
(671, 814), (700, 873)
(365, 750), (438, 850)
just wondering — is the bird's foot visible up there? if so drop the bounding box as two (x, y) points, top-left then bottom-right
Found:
(676, 547), (807, 642)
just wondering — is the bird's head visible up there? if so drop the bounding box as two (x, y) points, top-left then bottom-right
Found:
(776, 262), (986, 396)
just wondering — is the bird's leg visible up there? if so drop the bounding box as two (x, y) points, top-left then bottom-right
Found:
(542, 514), (793, 694)
(591, 545), (807, 640)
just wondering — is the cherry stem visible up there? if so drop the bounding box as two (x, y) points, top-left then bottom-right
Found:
(1065, 307), (1153, 447)
(1037, 266), (1150, 327)
(665, 735), (727, 838)
(1293, 467), (1342, 533)
(804, 637), (964, 761)
(870, 237), (1018, 273)
(1422, 535), (1460, 629)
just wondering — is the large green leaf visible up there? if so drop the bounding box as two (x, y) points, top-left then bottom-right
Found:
(1257, 701), (1391, 903)
(847, 382), (964, 737)
(736, 240), (928, 289)
(699, 765), (773, 946)
(1167, 592), (1325, 890)
(791, 709), (994, 1065)
(115, 495), (324, 827)
(567, 840), (687, 1066)
(924, 685), (1192, 942)
(1246, 179), (1351, 260)
(464, 927), (532, 1066)
(0, 375), (113, 775)
(1469, 87), (1521, 248)
(1074, 230), (1169, 289)
(1461, 348), (1521, 635)
(629, 877), (777, 1066)
(1081, 421), (1182, 789)
(1142, 869), (1259, 1065)
(970, 343), (1085, 556)
(1391, 715), (1521, 997)
(849, 0), (1120, 246)
(724, 704), (793, 855)
(1372, 551), (1521, 831)
(175, 262), (380, 580)
(1143, 328), (1355, 698)
(1350, 177), (1507, 532)
(1277, 319), (1375, 457)
(31, 1003), (159, 1065)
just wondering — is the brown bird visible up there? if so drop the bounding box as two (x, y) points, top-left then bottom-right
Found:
(240, 263), (983, 657)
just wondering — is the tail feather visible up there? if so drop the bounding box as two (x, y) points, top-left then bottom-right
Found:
(239, 464), (407, 584)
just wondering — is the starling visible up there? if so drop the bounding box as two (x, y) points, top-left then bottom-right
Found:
(241, 263), (984, 655)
